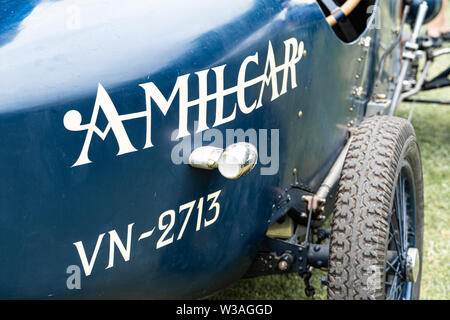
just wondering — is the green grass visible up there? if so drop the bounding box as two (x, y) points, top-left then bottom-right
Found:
(211, 36), (450, 302)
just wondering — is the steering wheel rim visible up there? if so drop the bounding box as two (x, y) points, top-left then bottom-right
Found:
(326, 0), (361, 26)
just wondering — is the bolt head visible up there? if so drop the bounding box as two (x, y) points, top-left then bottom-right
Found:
(278, 260), (289, 271)
(376, 93), (387, 100)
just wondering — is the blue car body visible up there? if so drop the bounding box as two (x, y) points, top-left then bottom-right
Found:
(0, 0), (404, 298)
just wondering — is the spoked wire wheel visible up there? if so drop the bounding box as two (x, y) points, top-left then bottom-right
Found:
(386, 162), (419, 299)
(327, 116), (424, 300)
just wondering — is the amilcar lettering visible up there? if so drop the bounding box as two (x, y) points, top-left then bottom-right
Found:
(63, 38), (305, 167)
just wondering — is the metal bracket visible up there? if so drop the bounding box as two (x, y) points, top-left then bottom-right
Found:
(301, 195), (326, 220)
(245, 236), (329, 278)
(269, 183), (314, 225)
(366, 99), (392, 117)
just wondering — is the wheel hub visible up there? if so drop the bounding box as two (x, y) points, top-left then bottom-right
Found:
(405, 247), (420, 283)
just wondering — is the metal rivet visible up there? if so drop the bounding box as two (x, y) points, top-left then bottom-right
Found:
(376, 93), (387, 100)
(293, 168), (297, 175)
(298, 111), (303, 119)
(303, 50), (307, 57)
(349, 107), (354, 112)
(357, 58), (363, 62)
(355, 74), (360, 79)
(278, 260), (289, 271)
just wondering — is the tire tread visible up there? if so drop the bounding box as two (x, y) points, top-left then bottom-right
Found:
(327, 116), (416, 300)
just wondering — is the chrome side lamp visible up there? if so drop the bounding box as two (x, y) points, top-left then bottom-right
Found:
(188, 142), (258, 180)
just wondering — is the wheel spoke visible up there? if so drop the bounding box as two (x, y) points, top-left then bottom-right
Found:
(401, 175), (408, 250)
(389, 227), (401, 256)
(390, 219), (403, 265)
(387, 268), (399, 300)
(395, 183), (405, 252)
(386, 174), (413, 300)
(386, 257), (399, 272)
(387, 263), (405, 300)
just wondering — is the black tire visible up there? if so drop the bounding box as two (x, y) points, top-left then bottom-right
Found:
(327, 116), (424, 300)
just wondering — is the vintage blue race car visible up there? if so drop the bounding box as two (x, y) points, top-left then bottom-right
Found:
(0, 0), (448, 299)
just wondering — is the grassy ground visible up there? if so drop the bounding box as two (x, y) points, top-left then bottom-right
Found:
(211, 34), (450, 301)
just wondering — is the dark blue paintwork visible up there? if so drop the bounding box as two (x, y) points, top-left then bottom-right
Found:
(0, 0), (401, 298)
